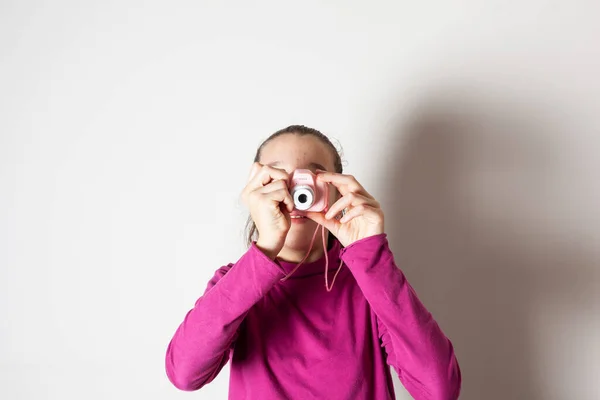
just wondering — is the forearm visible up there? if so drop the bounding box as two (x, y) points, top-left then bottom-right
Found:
(165, 244), (284, 390)
(341, 234), (461, 399)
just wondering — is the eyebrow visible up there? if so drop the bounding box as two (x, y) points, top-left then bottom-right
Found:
(267, 161), (327, 171)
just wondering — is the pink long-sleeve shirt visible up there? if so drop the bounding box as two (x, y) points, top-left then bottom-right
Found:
(165, 233), (461, 399)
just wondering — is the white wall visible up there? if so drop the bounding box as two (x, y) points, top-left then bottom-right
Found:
(2, 1), (599, 399)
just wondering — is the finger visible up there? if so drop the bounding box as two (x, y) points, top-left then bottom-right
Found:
(305, 211), (341, 235)
(242, 164), (263, 202)
(265, 188), (294, 213)
(339, 204), (380, 224)
(259, 180), (292, 212)
(258, 179), (288, 194)
(324, 192), (377, 220)
(245, 165), (290, 195)
(316, 171), (371, 198)
(248, 162), (262, 182)
(242, 168), (289, 208)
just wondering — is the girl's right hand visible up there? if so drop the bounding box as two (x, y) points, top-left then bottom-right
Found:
(241, 162), (294, 259)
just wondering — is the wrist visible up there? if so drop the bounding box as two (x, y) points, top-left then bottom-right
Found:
(255, 239), (283, 260)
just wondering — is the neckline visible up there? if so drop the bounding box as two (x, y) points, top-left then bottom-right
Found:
(276, 238), (342, 279)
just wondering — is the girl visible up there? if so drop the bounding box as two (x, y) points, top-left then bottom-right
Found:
(165, 125), (462, 399)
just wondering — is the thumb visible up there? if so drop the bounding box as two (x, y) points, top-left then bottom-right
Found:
(305, 212), (340, 235)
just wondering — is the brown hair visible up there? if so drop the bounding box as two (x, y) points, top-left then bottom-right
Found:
(244, 124), (344, 247)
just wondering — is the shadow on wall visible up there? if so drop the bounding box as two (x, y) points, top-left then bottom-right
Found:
(379, 90), (599, 400)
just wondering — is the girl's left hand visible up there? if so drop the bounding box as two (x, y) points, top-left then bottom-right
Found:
(306, 171), (384, 247)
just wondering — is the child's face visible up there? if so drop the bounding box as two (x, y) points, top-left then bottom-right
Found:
(258, 134), (338, 251)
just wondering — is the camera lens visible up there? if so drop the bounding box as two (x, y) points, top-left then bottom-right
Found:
(292, 186), (314, 210)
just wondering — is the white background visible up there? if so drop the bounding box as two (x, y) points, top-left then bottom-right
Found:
(2, 1), (600, 399)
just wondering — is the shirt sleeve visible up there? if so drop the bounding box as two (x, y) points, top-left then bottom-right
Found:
(340, 233), (462, 400)
(165, 243), (285, 391)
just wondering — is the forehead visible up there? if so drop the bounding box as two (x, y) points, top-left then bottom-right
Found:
(259, 134), (336, 171)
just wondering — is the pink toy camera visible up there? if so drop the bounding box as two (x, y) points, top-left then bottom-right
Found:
(289, 169), (329, 213)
